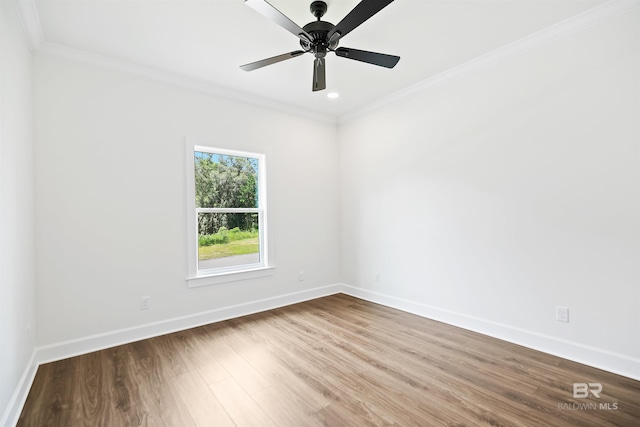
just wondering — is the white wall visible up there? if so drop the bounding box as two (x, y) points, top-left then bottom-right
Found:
(33, 56), (340, 347)
(0, 0), (37, 423)
(339, 9), (639, 377)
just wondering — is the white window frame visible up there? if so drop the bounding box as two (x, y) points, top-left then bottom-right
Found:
(186, 141), (273, 287)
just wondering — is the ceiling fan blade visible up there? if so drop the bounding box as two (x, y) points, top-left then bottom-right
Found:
(240, 50), (305, 72)
(245, 0), (312, 43)
(313, 57), (326, 92)
(335, 47), (400, 68)
(327, 0), (395, 40)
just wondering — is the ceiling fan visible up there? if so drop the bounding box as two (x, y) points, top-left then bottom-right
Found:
(241, 0), (400, 92)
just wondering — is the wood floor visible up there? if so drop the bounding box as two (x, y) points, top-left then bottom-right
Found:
(18, 294), (640, 426)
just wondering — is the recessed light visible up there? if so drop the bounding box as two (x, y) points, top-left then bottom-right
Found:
(327, 92), (339, 99)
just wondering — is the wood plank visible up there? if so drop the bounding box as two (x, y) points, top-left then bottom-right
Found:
(224, 320), (332, 414)
(126, 339), (196, 426)
(251, 386), (326, 427)
(208, 378), (277, 427)
(17, 294), (640, 426)
(173, 370), (235, 427)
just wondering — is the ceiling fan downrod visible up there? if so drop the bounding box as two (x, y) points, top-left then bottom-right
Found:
(300, 2), (337, 59)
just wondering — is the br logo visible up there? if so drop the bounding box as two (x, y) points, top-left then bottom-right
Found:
(573, 383), (602, 398)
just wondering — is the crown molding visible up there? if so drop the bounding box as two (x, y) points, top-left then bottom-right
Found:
(14, 0), (638, 126)
(13, 0), (336, 125)
(34, 41), (337, 124)
(13, 0), (44, 50)
(339, 0), (640, 124)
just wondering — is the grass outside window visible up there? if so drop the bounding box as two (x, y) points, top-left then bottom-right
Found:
(198, 238), (259, 260)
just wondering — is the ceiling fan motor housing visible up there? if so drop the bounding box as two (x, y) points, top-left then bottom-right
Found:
(301, 20), (337, 58)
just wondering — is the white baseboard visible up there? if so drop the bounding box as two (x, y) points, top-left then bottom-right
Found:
(1, 349), (38, 427)
(4, 284), (341, 427)
(37, 284), (342, 365)
(6, 282), (638, 426)
(1, 284), (339, 427)
(339, 284), (640, 381)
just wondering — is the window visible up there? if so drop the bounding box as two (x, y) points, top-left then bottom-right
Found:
(186, 143), (272, 286)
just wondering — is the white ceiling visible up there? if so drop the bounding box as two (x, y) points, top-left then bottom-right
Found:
(23, 0), (610, 118)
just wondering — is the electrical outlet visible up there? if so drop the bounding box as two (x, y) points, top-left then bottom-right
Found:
(374, 272), (380, 282)
(298, 271), (304, 281)
(141, 296), (151, 310)
(556, 306), (569, 323)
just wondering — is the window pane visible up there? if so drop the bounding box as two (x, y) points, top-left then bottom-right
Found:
(194, 152), (259, 209)
(197, 212), (260, 270)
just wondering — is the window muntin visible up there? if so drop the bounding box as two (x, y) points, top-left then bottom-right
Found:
(187, 144), (268, 282)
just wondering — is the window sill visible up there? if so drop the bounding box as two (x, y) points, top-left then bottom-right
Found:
(187, 265), (275, 288)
